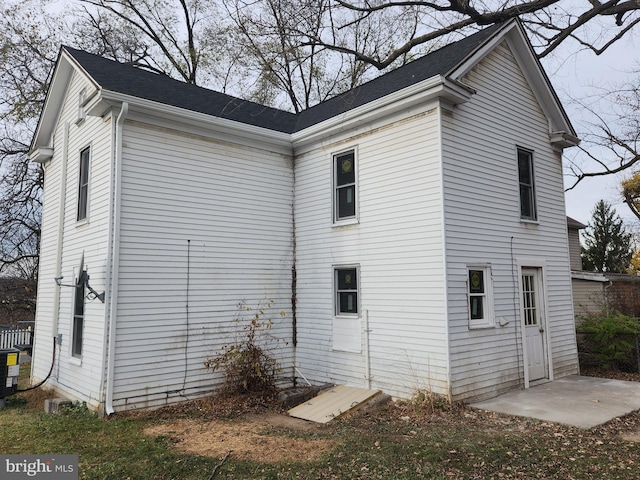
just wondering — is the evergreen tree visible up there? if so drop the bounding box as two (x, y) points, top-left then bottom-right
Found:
(582, 200), (633, 273)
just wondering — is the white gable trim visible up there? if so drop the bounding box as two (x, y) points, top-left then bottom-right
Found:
(448, 20), (579, 151)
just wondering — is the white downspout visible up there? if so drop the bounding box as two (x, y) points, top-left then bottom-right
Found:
(52, 123), (70, 344)
(105, 102), (128, 415)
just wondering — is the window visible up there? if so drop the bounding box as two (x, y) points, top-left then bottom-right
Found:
(72, 270), (87, 358)
(335, 267), (359, 316)
(468, 267), (493, 328)
(517, 148), (536, 220)
(334, 150), (357, 223)
(77, 147), (90, 221)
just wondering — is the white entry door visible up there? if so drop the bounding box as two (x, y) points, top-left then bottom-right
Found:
(522, 268), (547, 381)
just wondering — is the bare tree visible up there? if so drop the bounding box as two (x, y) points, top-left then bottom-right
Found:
(563, 74), (639, 199)
(76, 0), (236, 88)
(1, 0), (639, 285)
(291, 1), (640, 69)
(0, 1), (64, 280)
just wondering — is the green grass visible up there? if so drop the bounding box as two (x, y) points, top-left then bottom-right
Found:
(3, 384), (640, 479)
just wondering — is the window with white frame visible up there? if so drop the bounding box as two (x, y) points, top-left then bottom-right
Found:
(335, 266), (359, 316)
(333, 149), (357, 223)
(517, 148), (536, 220)
(468, 267), (494, 328)
(77, 147), (90, 222)
(72, 270), (86, 358)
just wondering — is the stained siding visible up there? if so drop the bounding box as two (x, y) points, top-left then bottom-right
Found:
(32, 71), (112, 408)
(295, 109), (449, 399)
(442, 41), (578, 401)
(111, 121), (293, 410)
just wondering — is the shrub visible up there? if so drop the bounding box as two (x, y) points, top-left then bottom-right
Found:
(578, 312), (640, 371)
(204, 300), (285, 395)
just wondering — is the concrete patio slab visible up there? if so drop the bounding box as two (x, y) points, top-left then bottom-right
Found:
(470, 375), (640, 428)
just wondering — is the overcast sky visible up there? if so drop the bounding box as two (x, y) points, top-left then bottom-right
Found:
(542, 29), (639, 228)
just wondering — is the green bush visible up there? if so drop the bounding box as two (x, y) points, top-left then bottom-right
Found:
(578, 312), (640, 371)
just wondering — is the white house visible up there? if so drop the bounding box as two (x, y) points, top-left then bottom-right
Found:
(29, 19), (580, 414)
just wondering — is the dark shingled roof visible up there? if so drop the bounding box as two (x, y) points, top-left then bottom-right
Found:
(64, 23), (502, 134)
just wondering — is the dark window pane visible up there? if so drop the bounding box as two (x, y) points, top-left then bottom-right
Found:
(520, 186), (533, 218)
(77, 148), (90, 220)
(470, 296), (484, 320)
(518, 151), (531, 185)
(339, 292), (358, 314)
(337, 186), (356, 218)
(337, 268), (357, 290)
(335, 152), (355, 186)
(73, 272), (86, 358)
(72, 316), (83, 357)
(518, 149), (536, 219)
(468, 270), (484, 294)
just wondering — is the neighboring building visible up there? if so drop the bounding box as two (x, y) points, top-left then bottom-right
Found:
(567, 217), (609, 318)
(29, 19), (580, 414)
(568, 217), (640, 320)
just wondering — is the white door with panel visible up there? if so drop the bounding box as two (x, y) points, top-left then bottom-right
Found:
(521, 268), (547, 381)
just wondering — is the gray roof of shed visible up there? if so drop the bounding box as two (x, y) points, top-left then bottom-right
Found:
(63, 23), (502, 134)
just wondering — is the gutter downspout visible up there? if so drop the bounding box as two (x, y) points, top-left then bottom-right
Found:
(51, 123), (70, 369)
(105, 102), (128, 415)
(437, 100), (453, 404)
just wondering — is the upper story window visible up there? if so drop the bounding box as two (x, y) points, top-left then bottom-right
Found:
(468, 266), (494, 328)
(333, 149), (357, 223)
(77, 147), (90, 222)
(517, 148), (536, 221)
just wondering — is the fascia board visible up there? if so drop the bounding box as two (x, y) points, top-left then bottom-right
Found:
(571, 271), (609, 282)
(29, 54), (74, 154)
(292, 75), (470, 151)
(89, 90), (293, 153)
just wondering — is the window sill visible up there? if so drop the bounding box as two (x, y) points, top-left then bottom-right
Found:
(332, 218), (359, 228)
(468, 323), (496, 330)
(75, 219), (89, 228)
(520, 218), (539, 225)
(68, 356), (82, 366)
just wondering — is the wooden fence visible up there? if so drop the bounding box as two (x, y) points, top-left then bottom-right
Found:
(0, 327), (33, 350)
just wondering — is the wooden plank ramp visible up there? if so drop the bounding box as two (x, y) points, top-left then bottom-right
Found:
(288, 385), (382, 424)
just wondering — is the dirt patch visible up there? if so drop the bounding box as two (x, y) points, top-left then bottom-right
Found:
(144, 414), (334, 462)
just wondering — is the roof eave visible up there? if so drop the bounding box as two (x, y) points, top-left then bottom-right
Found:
(292, 75), (472, 151)
(89, 90), (293, 151)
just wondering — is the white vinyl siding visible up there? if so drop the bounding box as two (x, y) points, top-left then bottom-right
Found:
(112, 121), (293, 410)
(32, 71), (111, 409)
(295, 107), (449, 399)
(441, 41), (578, 401)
